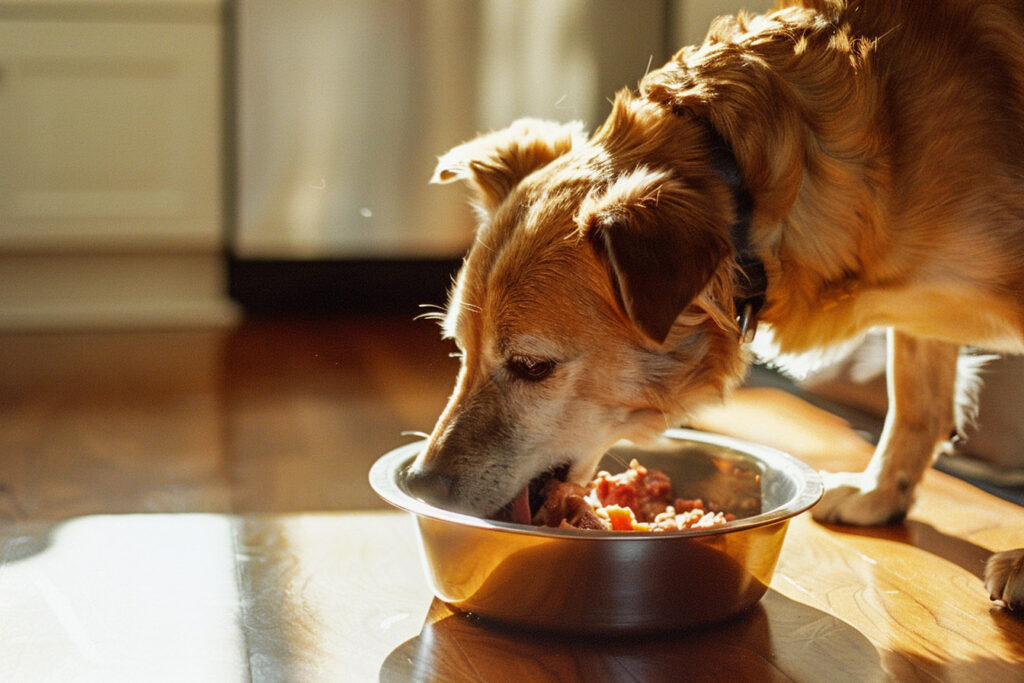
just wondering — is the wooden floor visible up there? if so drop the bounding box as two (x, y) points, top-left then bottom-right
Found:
(2, 316), (1023, 681)
(0, 316), (459, 520)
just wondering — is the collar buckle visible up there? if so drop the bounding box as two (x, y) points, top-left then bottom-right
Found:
(737, 300), (758, 344)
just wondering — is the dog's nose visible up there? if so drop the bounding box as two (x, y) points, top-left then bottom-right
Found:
(405, 467), (455, 504)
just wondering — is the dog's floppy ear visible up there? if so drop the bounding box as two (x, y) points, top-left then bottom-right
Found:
(432, 119), (585, 213)
(577, 167), (730, 343)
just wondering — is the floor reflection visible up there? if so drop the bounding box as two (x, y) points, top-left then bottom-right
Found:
(381, 590), (886, 683)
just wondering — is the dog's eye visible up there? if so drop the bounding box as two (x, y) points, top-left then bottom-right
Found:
(507, 355), (556, 382)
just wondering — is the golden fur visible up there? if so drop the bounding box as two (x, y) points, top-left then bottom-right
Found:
(410, 0), (1024, 610)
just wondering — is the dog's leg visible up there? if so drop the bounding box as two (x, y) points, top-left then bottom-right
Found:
(813, 329), (959, 525)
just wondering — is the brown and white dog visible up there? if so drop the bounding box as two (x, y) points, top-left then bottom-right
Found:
(407, 0), (1024, 610)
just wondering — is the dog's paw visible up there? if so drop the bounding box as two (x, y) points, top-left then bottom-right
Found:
(985, 548), (1024, 611)
(811, 471), (911, 526)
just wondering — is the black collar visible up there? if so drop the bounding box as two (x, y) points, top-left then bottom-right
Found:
(703, 124), (767, 342)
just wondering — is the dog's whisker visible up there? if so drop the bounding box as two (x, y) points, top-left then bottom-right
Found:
(414, 303), (450, 324)
(603, 451), (631, 473)
(474, 234), (495, 252)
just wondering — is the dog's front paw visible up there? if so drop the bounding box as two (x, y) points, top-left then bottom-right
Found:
(811, 471), (911, 526)
(985, 548), (1024, 611)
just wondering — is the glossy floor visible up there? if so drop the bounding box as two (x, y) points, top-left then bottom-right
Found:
(2, 317), (1023, 681)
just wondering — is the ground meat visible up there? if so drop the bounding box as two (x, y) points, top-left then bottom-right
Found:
(532, 480), (606, 530)
(533, 459), (734, 532)
(590, 459), (674, 522)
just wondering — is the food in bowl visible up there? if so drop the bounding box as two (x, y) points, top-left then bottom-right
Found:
(532, 459), (736, 531)
(369, 430), (824, 633)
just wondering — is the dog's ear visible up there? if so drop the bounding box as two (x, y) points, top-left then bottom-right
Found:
(432, 119), (585, 213)
(577, 168), (730, 343)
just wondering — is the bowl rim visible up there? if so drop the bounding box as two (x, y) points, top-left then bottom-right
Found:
(369, 428), (824, 540)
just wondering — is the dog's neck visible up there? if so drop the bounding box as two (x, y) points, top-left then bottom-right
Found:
(703, 124), (767, 343)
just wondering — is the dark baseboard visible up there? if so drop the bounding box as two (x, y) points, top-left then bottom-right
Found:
(228, 257), (462, 316)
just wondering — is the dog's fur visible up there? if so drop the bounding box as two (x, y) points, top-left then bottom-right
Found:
(409, 0), (1024, 610)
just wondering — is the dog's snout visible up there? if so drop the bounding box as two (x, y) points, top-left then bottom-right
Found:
(405, 466), (455, 504)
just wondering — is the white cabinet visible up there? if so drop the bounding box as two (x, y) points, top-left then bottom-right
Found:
(0, 1), (237, 328)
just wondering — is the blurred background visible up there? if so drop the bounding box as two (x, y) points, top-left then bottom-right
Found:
(1, 0), (763, 325)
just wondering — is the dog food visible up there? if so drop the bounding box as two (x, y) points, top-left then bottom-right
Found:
(533, 459), (734, 531)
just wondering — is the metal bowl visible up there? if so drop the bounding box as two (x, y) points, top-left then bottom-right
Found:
(369, 429), (822, 634)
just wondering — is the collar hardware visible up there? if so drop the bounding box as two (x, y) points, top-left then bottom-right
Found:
(738, 300), (758, 344)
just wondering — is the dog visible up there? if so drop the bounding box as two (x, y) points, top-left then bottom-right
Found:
(406, 0), (1024, 611)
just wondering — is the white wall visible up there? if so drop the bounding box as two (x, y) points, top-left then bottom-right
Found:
(671, 0), (774, 48)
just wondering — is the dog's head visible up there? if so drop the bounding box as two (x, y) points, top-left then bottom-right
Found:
(407, 96), (750, 521)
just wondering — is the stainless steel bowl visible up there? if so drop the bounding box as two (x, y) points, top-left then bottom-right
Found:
(369, 429), (822, 633)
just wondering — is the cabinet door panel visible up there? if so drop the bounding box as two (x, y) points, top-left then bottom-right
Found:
(0, 21), (221, 250)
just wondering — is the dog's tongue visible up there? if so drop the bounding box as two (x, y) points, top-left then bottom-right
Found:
(510, 486), (531, 525)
